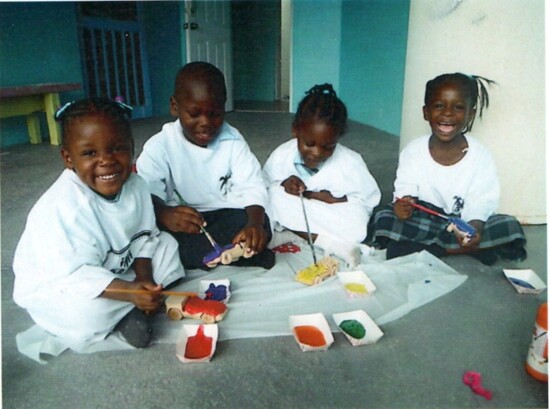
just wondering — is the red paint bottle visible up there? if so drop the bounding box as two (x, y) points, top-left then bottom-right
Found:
(526, 302), (548, 382)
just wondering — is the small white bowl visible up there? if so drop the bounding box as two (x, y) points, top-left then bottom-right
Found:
(332, 310), (384, 346)
(336, 271), (376, 298)
(289, 313), (334, 351)
(503, 269), (547, 294)
(176, 324), (218, 363)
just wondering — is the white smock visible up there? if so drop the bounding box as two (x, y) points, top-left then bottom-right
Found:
(263, 139), (381, 243)
(13, 170), (185, 350)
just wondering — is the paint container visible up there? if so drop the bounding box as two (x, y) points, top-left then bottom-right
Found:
(199, 279), (231, 303)
(336, 271), (376, 298)
(289, 313), (334, 352)
(176, 323), (218, 363)
(526, 303), (548, 382)
(503, 269), (547, 294)
(332, 310), (384, 346)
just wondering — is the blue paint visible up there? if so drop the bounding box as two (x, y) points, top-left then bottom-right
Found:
(203, 244), (235, 266)
(204, 284), (228, 302)
(509, 277), (536, 290)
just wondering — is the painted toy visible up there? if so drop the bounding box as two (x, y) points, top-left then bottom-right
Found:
(165, 295), (228, 323)
(397, 197), (477, 244)
(295, 256), (339, 286)
(203, 242), (254, 268)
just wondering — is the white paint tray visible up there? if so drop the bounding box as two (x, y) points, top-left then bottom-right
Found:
(503, 269), (547, 294)
(336, 270), (376, 298)
(176, 324), (218, 363)
(289, 313), (334, 351)
(332, 309), (384, 346)
(199, 278), (231, 303)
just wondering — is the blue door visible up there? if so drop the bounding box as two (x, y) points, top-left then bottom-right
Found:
(77, 2), (152, 118)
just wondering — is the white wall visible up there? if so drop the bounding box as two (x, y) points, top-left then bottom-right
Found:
(401, 0), (545, 224)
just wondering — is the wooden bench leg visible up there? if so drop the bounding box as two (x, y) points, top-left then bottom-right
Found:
(43, 92), (61, 145)
(26, 113), (42, 144)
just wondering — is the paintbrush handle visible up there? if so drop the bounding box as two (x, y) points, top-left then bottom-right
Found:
(104, 288), (198, 297)
(396, 197), (448, 220)
(300, 192), (317, 264)
(175, 189), (220, 250)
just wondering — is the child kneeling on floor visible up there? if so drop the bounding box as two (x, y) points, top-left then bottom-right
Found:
(13, 98), (185, 350)
(372, 73), (526, 265)
(263, 84), (381, 267)
(136, 62), (274, 270)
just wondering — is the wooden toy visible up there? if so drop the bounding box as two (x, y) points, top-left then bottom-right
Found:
(183, 296), (228, 323)
(203, 242), (254, 268)
(165, 295), (228, 323)
(295, 256), (339, 286)
(165, 295), (189, 321)
(396, 197), (476, 244)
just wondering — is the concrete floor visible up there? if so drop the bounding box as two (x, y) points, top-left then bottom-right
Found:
(1, 112), (548, 408)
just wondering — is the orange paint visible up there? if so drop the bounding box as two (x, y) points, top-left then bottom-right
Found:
(294, 325), (326, 347)
(184, 325), (213, 359)
(184, 296), (227, 317)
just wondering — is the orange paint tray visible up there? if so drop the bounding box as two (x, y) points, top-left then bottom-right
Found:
(288, 313), (334, 352)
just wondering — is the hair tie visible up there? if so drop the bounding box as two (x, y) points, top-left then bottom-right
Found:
(55, 101), (75, 120)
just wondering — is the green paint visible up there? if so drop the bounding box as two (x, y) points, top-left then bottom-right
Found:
(339, 319), (366, 340)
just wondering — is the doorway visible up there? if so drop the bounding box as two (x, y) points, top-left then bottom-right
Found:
(231, 1), (290, 113)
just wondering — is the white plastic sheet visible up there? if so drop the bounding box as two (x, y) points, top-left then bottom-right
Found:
(153, 246), (467, 343)
(16, 236), (467, 363)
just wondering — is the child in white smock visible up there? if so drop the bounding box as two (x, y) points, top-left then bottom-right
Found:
(13, 98), (185, 350)
(136, 62), (274, 270)
(372, 73), (526, 264)
(263, 84), (381, 266)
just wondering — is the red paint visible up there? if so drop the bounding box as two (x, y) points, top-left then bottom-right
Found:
(184, 296), (227, 317)
(294, 325), (326, 347)
(184, 325), (213, 359)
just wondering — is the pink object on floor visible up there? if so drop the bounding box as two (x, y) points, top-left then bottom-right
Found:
(463, 371), (493, 400)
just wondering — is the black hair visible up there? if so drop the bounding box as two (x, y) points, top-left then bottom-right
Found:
(174, 61), (227, 100)
(55, 97), (133, 148)
(424, 73), (496, 132)
(293, 84), (348, 137)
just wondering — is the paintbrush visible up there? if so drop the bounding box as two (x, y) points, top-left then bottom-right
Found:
(395, 197), (476, 240)
(299, 191), (317, 264)
(104, 288), (198, 297)
(174, 189), (222, 252)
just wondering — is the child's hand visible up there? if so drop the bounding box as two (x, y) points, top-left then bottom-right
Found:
(159, 205), (206, 234)
(281, 176), (307, 196)
(129, 281), (164, 314)
(394, 196), (415, 220)
(103, 279), (164, 315)
(303, 190), (347, 204)
(456, 220), (483, 248)
(233, 223), (268, 255)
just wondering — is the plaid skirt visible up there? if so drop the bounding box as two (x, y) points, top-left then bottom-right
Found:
(372, 201), (526, 250)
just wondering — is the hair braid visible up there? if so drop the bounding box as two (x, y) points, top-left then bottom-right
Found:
(424, 73), (496, 132)
(55, 97), (133, 147)
(293, 83), (348, 136)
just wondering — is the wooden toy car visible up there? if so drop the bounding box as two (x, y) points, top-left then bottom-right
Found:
(203, 242), (254, 268)
(165, 295), (228, 323)
(295, 256), (339, 286)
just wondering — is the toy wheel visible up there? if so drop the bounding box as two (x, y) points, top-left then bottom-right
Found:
(167, 308), (183, 321)
(201, 314), (215, 324)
